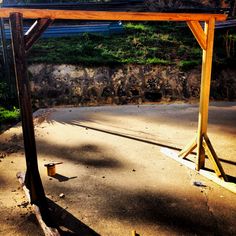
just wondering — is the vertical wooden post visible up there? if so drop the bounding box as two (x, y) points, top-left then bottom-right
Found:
(196, 18), (215, 170)
(179, 19), (227, 179)
(0, 18), (12, 96)
(9, 12), (52, 225)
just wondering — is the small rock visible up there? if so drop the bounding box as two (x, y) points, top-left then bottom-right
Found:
(0, 152), (6, 159)
(193, 181), (207, 187)
(59, 193), (65, 198)
(132, 169), (136, 172)
(17, 201), (29, 208)
(102, 176), (105, 178)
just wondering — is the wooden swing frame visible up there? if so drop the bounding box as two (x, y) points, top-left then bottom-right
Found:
(0, 7), (233, 232)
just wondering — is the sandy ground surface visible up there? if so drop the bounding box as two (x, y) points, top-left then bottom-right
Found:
(0, 102), (236, 236)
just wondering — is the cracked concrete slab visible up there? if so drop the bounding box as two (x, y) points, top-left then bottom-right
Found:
(0, 102), (236, 235)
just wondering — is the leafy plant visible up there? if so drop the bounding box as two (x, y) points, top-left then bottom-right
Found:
(0, 106), (20, 123)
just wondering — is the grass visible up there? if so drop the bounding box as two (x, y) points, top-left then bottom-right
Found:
(0, 106), (20, 124)
(178, 60), (201, 71)
(28, 22), (202, 67)
(28, 22), (236, 69)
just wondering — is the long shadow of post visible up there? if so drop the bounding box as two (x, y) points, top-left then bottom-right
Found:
(47, 198), (100, 236)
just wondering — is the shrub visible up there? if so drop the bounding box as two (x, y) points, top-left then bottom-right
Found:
(0, 106), (20, 124)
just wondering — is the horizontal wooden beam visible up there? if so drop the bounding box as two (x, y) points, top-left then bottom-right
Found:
(0, 8), (227, 21)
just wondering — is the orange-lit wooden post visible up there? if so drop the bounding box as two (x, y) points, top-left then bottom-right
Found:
(179, 17), (227, 180)
(197, 18), (215, 170)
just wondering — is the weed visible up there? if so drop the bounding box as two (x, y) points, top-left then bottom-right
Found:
(0, 106), (20, 123)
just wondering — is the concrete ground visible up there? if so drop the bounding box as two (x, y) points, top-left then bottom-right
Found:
(0, 102), (236, 236)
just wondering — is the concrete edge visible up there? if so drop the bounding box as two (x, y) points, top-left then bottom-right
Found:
(160, 147), (236, 194)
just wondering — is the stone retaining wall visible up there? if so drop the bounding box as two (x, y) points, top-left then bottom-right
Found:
(28, 64), (236, 108)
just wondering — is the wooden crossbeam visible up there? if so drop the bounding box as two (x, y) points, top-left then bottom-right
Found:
(24, 18), (53, 52)
(0, 8), (227, 21)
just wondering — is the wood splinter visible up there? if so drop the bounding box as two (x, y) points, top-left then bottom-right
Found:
(17, 172), (60, 236)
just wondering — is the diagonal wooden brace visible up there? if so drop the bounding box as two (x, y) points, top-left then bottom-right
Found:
(178, 136), (197, 159)
(187, 21), (207, 50)
(24, 18), (53, 52)
(202, 134), (228, 181)
(179, 133), (227, 181)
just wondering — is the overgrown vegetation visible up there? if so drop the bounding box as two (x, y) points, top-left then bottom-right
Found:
(0, 64), (19, 129)
(214, 29), (236, 67)
(29, 22), (202, 67)
(0, 81), (19, 130)
(0, 106), (20, 130)
(29, 21), (236, 69)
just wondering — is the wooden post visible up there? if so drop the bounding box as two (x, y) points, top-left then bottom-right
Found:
(9, 12), (53, 226)
(0, 18), (12, 96)
(196, 18), (215, 170)
(179, 18), (227, 180)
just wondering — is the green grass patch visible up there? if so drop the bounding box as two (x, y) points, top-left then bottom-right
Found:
(28, 22), (201, 67)
(178, 60), (201, 71)
(0, 106), (20, 124)
(125, 22), (157, 32)
(27, 22), (235, 69)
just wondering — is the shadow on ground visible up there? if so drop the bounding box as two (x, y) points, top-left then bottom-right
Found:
(37, 141), (124, 170)
(51, 173), (77, 182)
(46, 180), (232, 236)
(48, 198), (100, 236)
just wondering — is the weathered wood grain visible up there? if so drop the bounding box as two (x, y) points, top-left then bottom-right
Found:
(0, 8), (227, 21)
